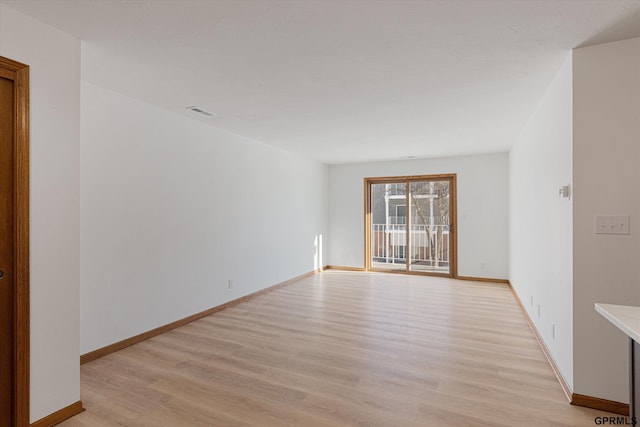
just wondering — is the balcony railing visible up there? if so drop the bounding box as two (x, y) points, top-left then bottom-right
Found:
(371, 223), (449, 269)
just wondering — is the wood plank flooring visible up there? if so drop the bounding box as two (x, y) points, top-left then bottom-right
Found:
(61, 271), (609, 426)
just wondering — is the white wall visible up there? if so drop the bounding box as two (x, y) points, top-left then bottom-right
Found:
(509, 54), (574, 389)
(0, 5), (81, 422)
(80, 81), (328, 354)
(328, 154), (508, 279)
(573, 37), (640, 403)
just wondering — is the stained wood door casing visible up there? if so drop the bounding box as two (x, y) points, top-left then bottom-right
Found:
(0, 55), (29, 427)
(0, 74), (15, 426)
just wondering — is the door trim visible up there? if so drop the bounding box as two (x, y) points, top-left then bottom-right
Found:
(364, 174), (457, 278)
(0, 55), (30, 426)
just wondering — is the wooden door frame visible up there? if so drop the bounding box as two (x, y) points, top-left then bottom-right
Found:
(364, 174), (457, 278)
(0, 55), (30, 426)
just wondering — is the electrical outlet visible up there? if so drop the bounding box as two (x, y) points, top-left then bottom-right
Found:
(552, 323), (555, 339)
(228, 279), (233, 289)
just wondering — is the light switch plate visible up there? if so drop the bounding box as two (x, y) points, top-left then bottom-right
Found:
(595, 215), (630, 235)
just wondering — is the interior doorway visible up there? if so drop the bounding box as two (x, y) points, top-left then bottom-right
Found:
(365, 174), (457, 277)
(0, 55), (30, 426)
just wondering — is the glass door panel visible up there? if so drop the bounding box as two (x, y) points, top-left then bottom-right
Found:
(408, 181), (450, 274)
(370, 182), (407, 271)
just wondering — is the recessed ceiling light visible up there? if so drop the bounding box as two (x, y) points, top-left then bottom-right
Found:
(185, 106), (214, 117)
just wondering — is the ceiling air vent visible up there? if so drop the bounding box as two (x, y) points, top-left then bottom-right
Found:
(186, 106), (214, 117)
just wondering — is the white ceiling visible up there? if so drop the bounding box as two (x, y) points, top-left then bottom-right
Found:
(4, 0), (640, 164)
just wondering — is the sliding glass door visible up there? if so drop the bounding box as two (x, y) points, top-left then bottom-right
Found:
(366, 175), (456, 277)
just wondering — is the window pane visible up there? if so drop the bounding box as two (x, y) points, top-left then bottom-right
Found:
(408, 181), (450, 274)
(371, 183), (406, 271)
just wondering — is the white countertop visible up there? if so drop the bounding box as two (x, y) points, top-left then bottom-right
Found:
(596, 303), (640, 343)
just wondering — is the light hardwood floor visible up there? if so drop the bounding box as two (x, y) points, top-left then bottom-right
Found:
(61, 271), (610, 426)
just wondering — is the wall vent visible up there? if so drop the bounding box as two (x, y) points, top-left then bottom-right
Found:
(186, 106), (214, 117)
